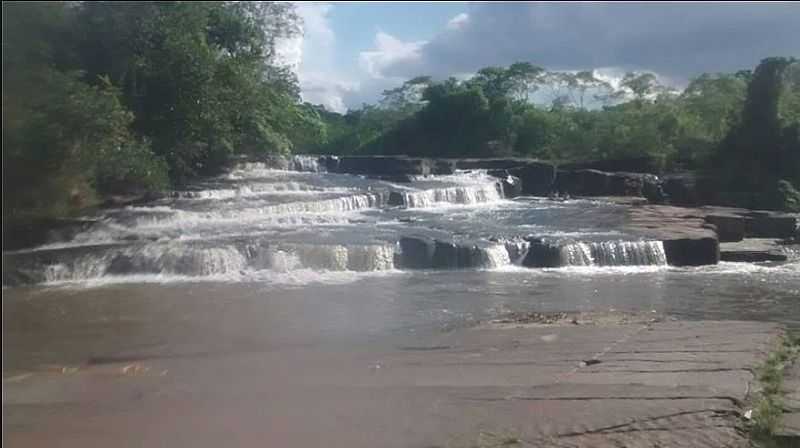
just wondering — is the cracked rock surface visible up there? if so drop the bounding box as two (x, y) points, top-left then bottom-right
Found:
(3, 318), (782, 447)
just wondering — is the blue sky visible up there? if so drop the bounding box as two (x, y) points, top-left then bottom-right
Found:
(279, 2), (800, 112)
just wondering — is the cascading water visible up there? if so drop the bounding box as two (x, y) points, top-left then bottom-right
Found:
(559, 240), (667, 267)
(478, 244), (512, 268)
(291, 155), (323, 172)
(2, 159), (683, 287)
(400, 181), (503, 208)
(31, 241), (399, 284)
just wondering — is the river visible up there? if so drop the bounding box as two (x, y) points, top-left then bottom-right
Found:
(3, 156), (799, 373)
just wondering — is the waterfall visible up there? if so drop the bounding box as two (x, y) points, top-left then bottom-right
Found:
(173, 183), (331, 200)
(131, 192), (387, 228)
(399, 182), (503, 208)
(503, 239), (531, 264)
(291, 155), (323, 172)
(478, 244), (512, 268)
(559, 242), (594, 266)
(559, 240), (667, 267)
(33, 241), (398, 284)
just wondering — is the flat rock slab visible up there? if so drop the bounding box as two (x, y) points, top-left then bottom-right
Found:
(3, 318), (782, 448)
(720, 238), (798, 263)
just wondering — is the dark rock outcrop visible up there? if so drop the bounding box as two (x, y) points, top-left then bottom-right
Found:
(387, 192), (405, 207)
(336, 156), (432, 176)
(720, 251), (787, 262)
(2, 218), (101, 252)
(487, 170), (522, 198)
(560, 156), (663, 174)
(743, 211), (798, 238)
(554, 170), (664, 202)
(398, 236), (436, 269)
(704, 215), (746, 242)
(452, 159), (556, 196)
(662, 236), (720, 266)
(701, 207), (798, 239)
(719, 238), (795, 263)
(454, 158), (529, 171)
(431, 159), (456, 175)
(320, 155), (340, 172)
(432, 241), (480, 269)
(367, 174), (415, 183)
(661, 174), (719, 206)
(521, 238), (562, 268)
(625, 205), (720, 266)
(507, 162), (557, 196)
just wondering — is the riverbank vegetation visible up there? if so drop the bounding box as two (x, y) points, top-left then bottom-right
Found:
(750, 332), (799, 446)
(303, 58), (799, 211)
(3, 2), (799, 225)
(2, 1), (323, 220)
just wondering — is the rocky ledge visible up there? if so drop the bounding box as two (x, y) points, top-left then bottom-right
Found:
(626, 204), (799, 266)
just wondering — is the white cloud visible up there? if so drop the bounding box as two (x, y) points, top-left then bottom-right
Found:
(379, 3), (800, 84)
(446, 13), (469, 30)
(359, 32), (427, 79)
(300, 73), (360, 113)
(283, 3), (800, 111)
(277, 2), (354, 112)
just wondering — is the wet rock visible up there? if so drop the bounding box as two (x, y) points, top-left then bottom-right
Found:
(450, 159), (556, 196)
(521, 238), (562, 268)
(320, 155), (340, 172)
(720, 251), (787, 262)
(626, 205), (720, 266)
(387, 191), (406, 207)
(560, 156), (664, 174)
(367, 174), (415, 183)
(701, 207), (798, 239)
(720, 238), (794, 262)
(506, 162), (557, 196)
(337, 156), (432, 176)
(705, 215), (746, 242)
(398, 236), (436, 269)
(743, 211), (798, 238)
(432, 241), (461, 269)
(2, 218), (101, 251)
(107, 254), (136, 275)
(553, 169), (664, 201)
(487, 170), (522, 198)
(662, 236), (720, 266)
(454, 158), (530, 170)
(431, 159), (455, 175)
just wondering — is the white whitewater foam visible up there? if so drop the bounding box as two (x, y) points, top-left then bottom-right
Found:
(129, 193), (386, 229)
(401, 182), (504, 208)
(478, 244), (512, 269)
(38, 241), (398, 285)
(559, 241), (667, 267)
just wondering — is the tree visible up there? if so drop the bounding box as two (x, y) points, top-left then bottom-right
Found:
(620, 72), (660, 101)
(2, 2), (166, 219)
(74, 1), (304, 182)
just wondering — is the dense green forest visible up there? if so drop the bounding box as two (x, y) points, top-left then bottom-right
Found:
(303, 58), (799, 209)
(2, 1), (325, 219)
(3, 2), (799, 221)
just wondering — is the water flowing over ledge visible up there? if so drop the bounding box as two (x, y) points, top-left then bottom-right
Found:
(4, 158), (794, 287)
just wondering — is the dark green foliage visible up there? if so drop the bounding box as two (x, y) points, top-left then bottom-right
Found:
(315, 58), (798, 209)
(2, 1), (310, 221)
(774, 180), (800, 212)
(4, 1), (799, 220)
(2, 2), (167, 218)
(74, 1), (306, 182)
(715, 57), (800, 191)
